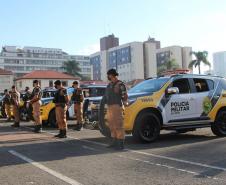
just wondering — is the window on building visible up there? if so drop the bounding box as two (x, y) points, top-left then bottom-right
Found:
(49, 80), (53, 87)
(62, 81), (68, 87)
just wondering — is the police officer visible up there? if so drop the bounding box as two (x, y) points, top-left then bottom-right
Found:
(53, 80), (69, 138)
(30, 80), (42, 133)
(3, 89), (12, 122)
(105, 69), (128, 150)
(22, 87), (32, 121)
(11, 86), (20, 127)
(72, 81), (84, 131)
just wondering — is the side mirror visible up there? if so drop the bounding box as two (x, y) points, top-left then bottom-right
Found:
(166, 87), (179, 95)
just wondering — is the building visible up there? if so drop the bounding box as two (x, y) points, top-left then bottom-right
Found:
(0, 46), (92, 79)
(156, 46), (192, 75)
(213, 51), (226, 77)
(0, 68), (14, 93)
(15, 70), (79, 91)
(90, 35), (192, 82)
(100, 34), (119, 51)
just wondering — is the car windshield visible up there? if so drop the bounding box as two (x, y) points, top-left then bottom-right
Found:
(129, 77), (169, 93)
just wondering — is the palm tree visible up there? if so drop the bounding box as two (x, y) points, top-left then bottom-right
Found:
(189, 51), (211, 74)
(62, 60), (83, 78)
(166, 58), (179, 70)
(157, 58), (179, 76)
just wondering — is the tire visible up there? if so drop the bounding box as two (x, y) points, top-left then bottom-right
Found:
(19, 107), (28, 121)
(132, 111), (161, 143)
(98, 96), (111, 138)
(48, 109), (57, 128)
(211, 110), (226, 137)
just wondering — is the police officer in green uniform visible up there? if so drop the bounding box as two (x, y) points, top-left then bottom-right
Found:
(105, 69), (128, 150)
(53, 80), (69, 138)
(71, 81), (84, 131)
(22, 87), (32, 121)
(3, 89), (12, 121)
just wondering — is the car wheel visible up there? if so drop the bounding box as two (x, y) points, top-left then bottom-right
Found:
(48, 110), (57, 128)
(211, 110), (226, 137)
(132, 112), (160, 143)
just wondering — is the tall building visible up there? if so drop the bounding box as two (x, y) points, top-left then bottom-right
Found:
(156, 46), (192, 75)
(100, 34), (119, 51)
(213, 51), (226, 77)
(90, 35), (191, 82)
(0, 46), (92, 79)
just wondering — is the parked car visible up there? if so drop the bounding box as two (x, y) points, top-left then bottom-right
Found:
(99, 74), (226, 142)
(41, 85), (107, 127)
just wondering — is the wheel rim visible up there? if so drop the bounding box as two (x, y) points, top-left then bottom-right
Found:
(140, 116), (159, 141)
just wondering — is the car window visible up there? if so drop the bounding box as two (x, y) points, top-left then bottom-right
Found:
(193, 78), (210, 92)
(172, 78), (190, 94)
(129, 77), (169, 93)
(207, 80), (214, 90)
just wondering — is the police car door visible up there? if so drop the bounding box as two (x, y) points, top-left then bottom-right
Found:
(190, 78), (215, 120)
(163, 78), (197, 124)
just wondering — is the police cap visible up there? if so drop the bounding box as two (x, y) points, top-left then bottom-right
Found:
(54, 80), (61, 86)
(107, 69), (119, 76)
(33, 80), (39, 84)
(73, 80), (79, 85)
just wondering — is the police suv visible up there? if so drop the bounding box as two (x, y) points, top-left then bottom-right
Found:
(99, 74), (226, 142)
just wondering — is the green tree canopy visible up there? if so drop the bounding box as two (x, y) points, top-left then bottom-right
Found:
(62, 60), (83, 78)
(189, 51), (211, 74)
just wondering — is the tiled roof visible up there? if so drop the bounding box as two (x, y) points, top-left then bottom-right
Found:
(0, 68), (13, 75)
(16, 70), (79, 80)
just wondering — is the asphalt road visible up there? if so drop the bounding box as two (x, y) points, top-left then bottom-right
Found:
(1, 120), (226, 185)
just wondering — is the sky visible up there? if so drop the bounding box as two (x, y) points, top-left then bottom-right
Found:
(0, 0), (226, 70)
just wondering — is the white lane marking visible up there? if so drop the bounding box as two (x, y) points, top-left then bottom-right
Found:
(82, 145), (97, 151)
(117, 155), (224, 181)
(9, 150), (82, 185)
(127, 150), (226, 172)
(23, 126), (226, 172)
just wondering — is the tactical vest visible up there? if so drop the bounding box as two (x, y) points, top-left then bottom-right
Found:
(53, 88), (67, 104)
(105, 80), (124, 106)
(11, 92), (19, 105)
(72, 88), (84, 103)
(31, 87), (42, 100)
(3, 94), (11, 105)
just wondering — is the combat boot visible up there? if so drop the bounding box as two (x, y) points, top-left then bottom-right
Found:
(59, 130), (67, 138)
(33, 125), (42, 133)
(115, 139), (125, 150)
(107, 138), (117, 148)
(54, 130), (62, 138)
(11, 122), (20, 127)
(74, 123), (83, 131)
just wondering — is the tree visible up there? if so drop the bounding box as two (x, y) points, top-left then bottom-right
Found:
(62, 60), (83, 78)
(157, 58), (179, 76)
(189, 51), (211, 74)
(166, 58), (179, 70)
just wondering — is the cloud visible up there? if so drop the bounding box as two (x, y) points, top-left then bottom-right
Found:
(77, 43), (99, 55)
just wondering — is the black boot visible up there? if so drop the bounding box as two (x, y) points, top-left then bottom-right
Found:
(59, 130), (67, 138)
(74, 123), (83, 131)
(11, 122), (20, 127)
(107, 138), (117, 148)
(115, 139), (125, 150)
(54, 130), (62, 138)
(34, 125), (42, 133)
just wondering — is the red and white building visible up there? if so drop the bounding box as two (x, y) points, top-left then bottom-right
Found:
(15, 70), (79, 91)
